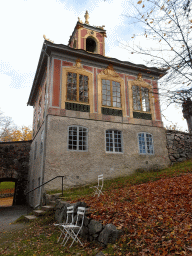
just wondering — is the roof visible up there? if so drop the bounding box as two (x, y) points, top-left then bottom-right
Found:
(27, 40), (167, 106)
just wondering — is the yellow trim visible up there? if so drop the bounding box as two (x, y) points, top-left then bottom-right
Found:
(98, 66), (126, 117)
(103, 36), (105, 56)
(78, 28), (80, 49)
(61, 64), (93, 113)
(128, 77), (155, 120)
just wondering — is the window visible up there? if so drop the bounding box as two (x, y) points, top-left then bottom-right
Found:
(68, 126), (88, 151)
(102, 80), (121, 108)
(86, 37), (96, 53)
(132, 85), (150, 112)
(67, 73), (88, 103)
(106, 130), (122, 153)
(138, 133), (154, 155)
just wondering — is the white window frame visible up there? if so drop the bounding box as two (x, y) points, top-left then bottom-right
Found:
(68, 126), (88, 152)
(138, 132), (154, 155)
(105, 129), (123, 153)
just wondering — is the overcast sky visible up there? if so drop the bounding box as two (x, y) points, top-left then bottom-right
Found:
(0, 0), (188, 131)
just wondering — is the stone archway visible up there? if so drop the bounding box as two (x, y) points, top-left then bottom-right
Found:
(0, 177), (17, 205)
(0, 141), (32, 205)
(0, 170), (18, 205)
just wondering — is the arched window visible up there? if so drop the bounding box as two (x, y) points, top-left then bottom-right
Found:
(138, 133), (154, 155)
(68, 126), (88, 151)
(105, 130), (122, 153)
(86, 37), (97, 53)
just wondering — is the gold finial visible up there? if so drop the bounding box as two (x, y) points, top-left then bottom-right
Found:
(43, 34), (54, 43)
(78, 17), (83, 23)
(84, 10), (89, 25)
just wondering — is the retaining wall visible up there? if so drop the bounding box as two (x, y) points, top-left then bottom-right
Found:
(166, 130), (192, 163)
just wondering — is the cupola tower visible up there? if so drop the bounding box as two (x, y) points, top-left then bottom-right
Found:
(68, 11), (106, 56)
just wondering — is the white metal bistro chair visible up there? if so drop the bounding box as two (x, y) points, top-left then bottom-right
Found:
(61, 206), (86, 247)
(54, 205), (74, 243)
(90, 174), (104, 197)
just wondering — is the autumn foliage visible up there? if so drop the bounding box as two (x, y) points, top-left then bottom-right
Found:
(79, 172), (192, 255)
(0, 126), (32, 142)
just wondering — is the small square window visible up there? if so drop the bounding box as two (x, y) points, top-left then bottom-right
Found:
(68, 126), (88, 151)
(106, 130), (122, 153)
(138, 133), (154, 155)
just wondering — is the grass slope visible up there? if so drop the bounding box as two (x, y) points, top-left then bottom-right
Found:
(1, 160), (192, 255)
(0, 181), (15, 194)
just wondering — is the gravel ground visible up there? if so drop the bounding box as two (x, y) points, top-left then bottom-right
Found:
(0, 198), (29, 234)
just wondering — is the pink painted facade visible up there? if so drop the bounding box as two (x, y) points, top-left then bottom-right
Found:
(32, 55), (163, 140)
(41, 59), (163, 128)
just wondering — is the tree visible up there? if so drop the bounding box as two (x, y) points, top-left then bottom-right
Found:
(0, 109), (16, 141)
(0, 126), (32, 142)
(123, 0), (192, 105)
(0, 109), (32, 142)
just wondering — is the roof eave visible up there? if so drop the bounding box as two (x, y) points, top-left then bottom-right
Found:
(27, 42), (49, 106)
(47, 41), (166, 77)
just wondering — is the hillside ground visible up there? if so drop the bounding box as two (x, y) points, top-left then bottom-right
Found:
(0, 160), (192, 255)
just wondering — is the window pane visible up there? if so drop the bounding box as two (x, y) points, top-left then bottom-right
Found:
(114, 131), (122, 152)
(141, 87), (150, 112)
(79, 75), (89, 103)
(79, 127), (87, 151)
(106, 130), (113, 152)
(102, 80), (111, 106)
(106, 130), (122, 152)
(67, 73), (77, 101)
(112, 81), (121, 108)
(138, 133), (146, 154)
(132, 85), (141, 111)
(146, 133), (153, 154)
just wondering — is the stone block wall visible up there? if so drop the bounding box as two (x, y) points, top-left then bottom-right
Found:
(0, 140), (32, 205)
(52, 198), (122, 247)
(43, 115), (170, 191)
(166, 130), (192, 163)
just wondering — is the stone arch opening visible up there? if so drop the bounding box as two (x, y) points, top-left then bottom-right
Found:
(0, 178), (17, 206)
(0, 141), (32, 206)
(86, 37), (97, 53)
